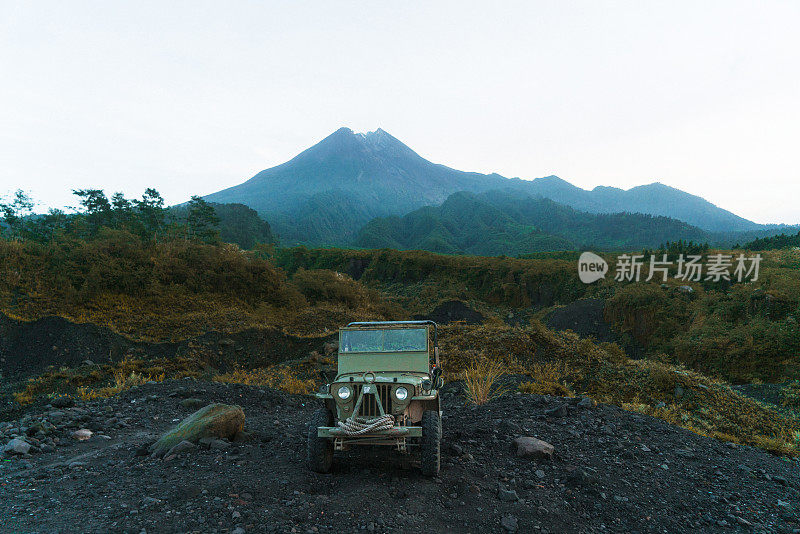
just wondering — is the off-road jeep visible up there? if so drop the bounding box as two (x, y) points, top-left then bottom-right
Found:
(307, 321), (444, 476)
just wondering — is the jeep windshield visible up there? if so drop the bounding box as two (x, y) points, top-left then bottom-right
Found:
(340, 328), (427, 353)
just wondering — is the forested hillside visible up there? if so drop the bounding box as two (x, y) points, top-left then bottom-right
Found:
(355, 190), (708, 254)
(169, 202), (274, 249)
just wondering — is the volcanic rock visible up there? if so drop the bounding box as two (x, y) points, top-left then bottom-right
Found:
(150, 404), (244, 457)
(512, 436), (554, 459)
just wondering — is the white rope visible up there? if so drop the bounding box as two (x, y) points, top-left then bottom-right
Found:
(336, 414), (395, 435)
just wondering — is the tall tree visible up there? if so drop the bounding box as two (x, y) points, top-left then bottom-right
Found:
(0, 190), (35, 240)
(135, 188), (166, 240)
(186, 195), (220, 243)
(110, 192), (136, 230)
(73, 189), (112, 234)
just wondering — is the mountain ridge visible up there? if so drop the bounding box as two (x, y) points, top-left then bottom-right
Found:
(204, 127), (765, 245)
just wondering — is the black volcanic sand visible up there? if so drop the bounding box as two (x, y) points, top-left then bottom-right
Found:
(415, 300), (485, 325)
(1, 380), (799, 533)
(544, 299), (616, 343)
(0, 313), (334, 380)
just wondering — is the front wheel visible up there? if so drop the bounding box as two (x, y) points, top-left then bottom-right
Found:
(307, 408), (334, 473)
(420, 410), (441, 476)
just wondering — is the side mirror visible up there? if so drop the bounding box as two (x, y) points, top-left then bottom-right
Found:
(431, 366), (442, 386)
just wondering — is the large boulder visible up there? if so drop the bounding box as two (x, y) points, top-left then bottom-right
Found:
(512, 436), (554, 459)
(4, 438), (32, 455)
(72, 429), (93, 441)
(150, 404), (245, 457)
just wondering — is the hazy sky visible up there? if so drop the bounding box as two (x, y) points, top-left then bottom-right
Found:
(1, 1), (798, 223)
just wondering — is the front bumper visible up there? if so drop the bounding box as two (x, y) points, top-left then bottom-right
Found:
(317, 426), (423, 438)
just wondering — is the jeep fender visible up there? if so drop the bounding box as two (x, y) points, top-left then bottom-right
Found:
(408, 396), (441, 423)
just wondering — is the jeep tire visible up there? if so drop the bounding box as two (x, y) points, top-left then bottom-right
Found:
(420, 410), (441, 476)
(307, 408), (334, 473)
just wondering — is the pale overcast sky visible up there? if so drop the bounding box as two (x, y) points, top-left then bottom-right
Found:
(1, 1), (798, 223)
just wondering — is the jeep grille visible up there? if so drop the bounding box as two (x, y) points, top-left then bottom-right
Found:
(353, 384), (393, 417)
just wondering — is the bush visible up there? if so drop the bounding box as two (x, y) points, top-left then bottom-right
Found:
(292, 268), (371, 307)
(0, 233), (312, 339)
(461, 356), (508, 405)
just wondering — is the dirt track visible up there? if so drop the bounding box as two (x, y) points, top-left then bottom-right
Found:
(2, 380), (799, 533)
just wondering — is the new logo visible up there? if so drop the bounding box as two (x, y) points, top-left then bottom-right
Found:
(578, 252), (608, 284)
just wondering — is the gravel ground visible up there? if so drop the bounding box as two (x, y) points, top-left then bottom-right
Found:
(1, 380), (799, 533)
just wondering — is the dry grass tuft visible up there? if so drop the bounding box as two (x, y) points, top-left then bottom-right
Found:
(12, 357), (194, 405)
(213, 366), (315, 395)
(461, 357), (508, 405)
(70, 369), (165, 401)
(519, 361), (574, 397)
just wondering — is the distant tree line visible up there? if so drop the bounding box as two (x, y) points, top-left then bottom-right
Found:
(640, 240), (710, 259)
(740, 231), (800, 251)
(0, 189), (271, 248)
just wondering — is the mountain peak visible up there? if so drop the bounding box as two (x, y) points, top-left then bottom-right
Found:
(328, 126), (390, 139)
(314, 127), (408, 151)
(306, 126), (418, 161)
(361, 127), (388, 137)
(360, 128), (409, 152)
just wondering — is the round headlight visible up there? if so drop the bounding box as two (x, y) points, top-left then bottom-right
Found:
(337, 385), (352, 400)
(421, 378), (432, 392)
(395, 387), (408, 401)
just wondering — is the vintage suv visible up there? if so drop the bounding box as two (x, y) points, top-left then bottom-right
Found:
(307, 321), (444, 476)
